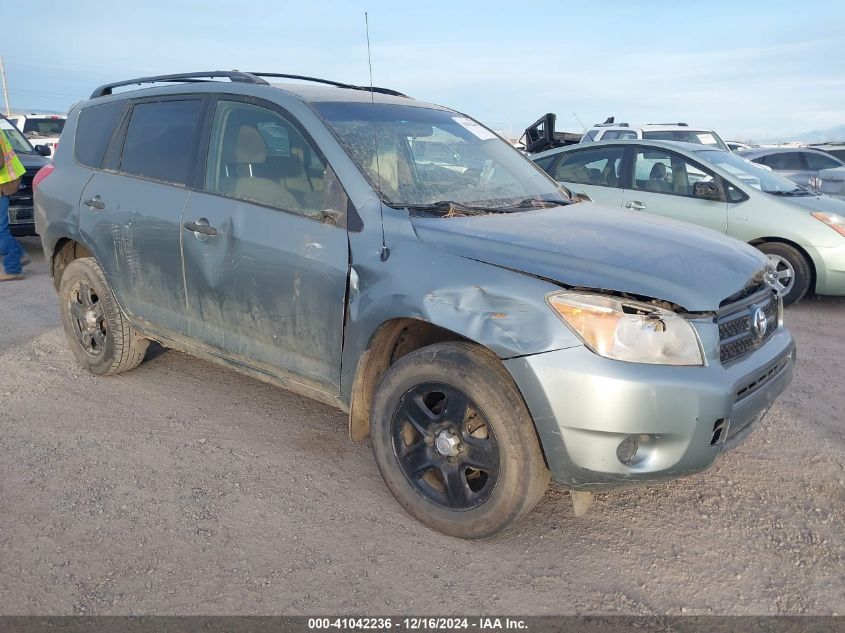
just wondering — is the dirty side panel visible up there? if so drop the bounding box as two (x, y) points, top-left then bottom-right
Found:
(79, 172), (189, 334)
(180, 190), (349, 394)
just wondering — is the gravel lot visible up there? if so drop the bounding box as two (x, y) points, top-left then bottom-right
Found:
(1, 236), (843, 615)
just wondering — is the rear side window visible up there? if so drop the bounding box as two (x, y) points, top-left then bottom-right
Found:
(533, 154), (557, 173)
(75, 101), (125, 168)
(803, 151), (842, 171)
(119, 99), (203, 185)
(554, 146), (626, 187)
(759, 152), (803, 170)
(582, 130), (598, 142)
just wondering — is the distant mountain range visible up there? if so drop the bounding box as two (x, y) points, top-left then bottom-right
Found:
(756, 124), (845, 144)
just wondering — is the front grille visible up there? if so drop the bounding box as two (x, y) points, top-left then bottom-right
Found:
(734, 351), (791, 402)
(717, 289), (779, 364)
(9, 170), (36, 206)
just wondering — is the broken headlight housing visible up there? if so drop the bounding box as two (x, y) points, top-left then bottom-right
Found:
(547, 292), (704, 366)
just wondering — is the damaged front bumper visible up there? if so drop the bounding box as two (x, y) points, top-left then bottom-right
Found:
(503, 327), (795, 490)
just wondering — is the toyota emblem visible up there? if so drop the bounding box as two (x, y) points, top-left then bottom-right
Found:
(752, 307), (767, 339)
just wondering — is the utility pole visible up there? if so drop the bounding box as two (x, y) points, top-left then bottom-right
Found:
(0, 57), (10, 115)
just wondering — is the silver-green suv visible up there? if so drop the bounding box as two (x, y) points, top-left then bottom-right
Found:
(533, 139), (845, 304)
(35, 72), (795, 538)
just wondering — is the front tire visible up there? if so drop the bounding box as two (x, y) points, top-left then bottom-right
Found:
(756, 242), (812, 306)
(370, 341), (550, 539)
(59, 257), (149, 375)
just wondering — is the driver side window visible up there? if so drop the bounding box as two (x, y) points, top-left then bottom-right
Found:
(633, 148), (714, 197)
(204, 100), (347, 224)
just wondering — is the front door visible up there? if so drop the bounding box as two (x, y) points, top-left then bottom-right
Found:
(620, 146), (728, 234)
(79, 97), (205, 335)
(180, 98), (350, 394)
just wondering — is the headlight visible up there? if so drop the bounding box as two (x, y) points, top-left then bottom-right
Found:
(811, 211), (845, 237)
(547, 292), (704, 366)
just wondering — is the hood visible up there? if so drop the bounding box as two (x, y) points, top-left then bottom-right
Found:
(16, 152), (49, 170)
(782, 192), (845, 213)
(410, 202), (769, 312)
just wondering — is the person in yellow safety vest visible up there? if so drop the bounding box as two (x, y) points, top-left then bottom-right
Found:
(0, 129), (28, 281)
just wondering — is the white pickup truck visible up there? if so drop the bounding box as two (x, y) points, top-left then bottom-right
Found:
(8, 113), (66, 156)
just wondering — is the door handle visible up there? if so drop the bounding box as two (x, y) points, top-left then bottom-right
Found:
(183, 219), (218, 237)
(83, 196), (105, 210)
(624, 200), (646, 210)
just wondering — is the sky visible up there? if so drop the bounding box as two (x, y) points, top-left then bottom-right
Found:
(3, 0), (844, 142)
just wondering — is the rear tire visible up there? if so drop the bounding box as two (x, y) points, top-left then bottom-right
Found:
(370, 341), (550, 539)
(59, 257), (149, 375)
(756, 242), (811, 306)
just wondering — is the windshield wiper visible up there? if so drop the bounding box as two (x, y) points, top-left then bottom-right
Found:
(509, 197), (571, 209)
(770, 187), (813, 197)
(403, 200), (507, 216)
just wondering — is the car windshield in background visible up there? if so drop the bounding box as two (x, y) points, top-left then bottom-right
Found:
(643, 130), (728, 150)
(313, 102), (567, 211)
(0, 118), (35, 154)
(697, 149), (815, 196)
(22, 117), (65, 137)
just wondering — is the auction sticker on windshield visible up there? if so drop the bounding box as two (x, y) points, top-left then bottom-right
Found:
(452, 116), (497, 140)
(697, 133), (717, 144)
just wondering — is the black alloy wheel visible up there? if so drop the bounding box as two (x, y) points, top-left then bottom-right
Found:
(391, 382), (499, 510)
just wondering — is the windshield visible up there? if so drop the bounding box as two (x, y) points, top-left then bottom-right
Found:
(643, 130), (728, 150)
(697, 149), (815, 195)
(313, 102), (567, 211)
(0, 118), (35, 154)
(22, 117), (65, 137)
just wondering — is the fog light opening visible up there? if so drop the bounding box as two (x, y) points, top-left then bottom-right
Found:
(616, 435), (639, 465)
(710, 419), (728, 446)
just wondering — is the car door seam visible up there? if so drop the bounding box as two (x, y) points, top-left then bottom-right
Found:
(179, 191), (192, 310)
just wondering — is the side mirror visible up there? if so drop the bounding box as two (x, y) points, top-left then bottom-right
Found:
(693, 180), (721, 201)
(35, 144), (52, 157)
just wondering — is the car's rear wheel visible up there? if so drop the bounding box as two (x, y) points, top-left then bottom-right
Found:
(59, 257), (149, 375)
(756, 242), (812, 306)
(370, 341), (550, 539)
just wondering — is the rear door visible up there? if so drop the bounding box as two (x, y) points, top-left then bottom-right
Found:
(179, 97), (350, 394)
(79, 96), (206, 336)
(620, 145), (728, 233)
(546, 145), (627, 206)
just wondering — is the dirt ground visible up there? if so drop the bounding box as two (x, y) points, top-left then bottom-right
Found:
(1, 236), (843, 616)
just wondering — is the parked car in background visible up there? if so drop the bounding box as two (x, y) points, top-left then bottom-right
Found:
(727, 141), (752, 152)
(8, 113), (66, 156)
(809, 165), (845, 200)
(738, 146), (845, 188)
(533, 139), (845, 305)
(580, 117), (729, 150)
(1, 113), (51, 236)
(807, 142), (845, 162)
(34, 70), (794, 538)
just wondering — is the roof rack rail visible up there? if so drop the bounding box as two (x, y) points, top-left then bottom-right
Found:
(647, 122), (688, 126)
(248, 72), (408, 98)
(90, 71), (269, 98)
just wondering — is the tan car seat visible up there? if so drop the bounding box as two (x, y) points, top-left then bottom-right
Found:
(225, 126), (299, 210)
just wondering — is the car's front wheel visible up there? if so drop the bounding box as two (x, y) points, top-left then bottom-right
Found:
(370, 341), (550, 539)
(59, 257), (149, 375)
(756, 242), (812, 306)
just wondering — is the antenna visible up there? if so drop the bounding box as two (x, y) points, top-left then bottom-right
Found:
(365, 12), (389, 261)
(572, 112), (587, 133)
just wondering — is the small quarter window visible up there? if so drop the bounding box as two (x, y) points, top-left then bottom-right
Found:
(75, 101), (125, 169)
